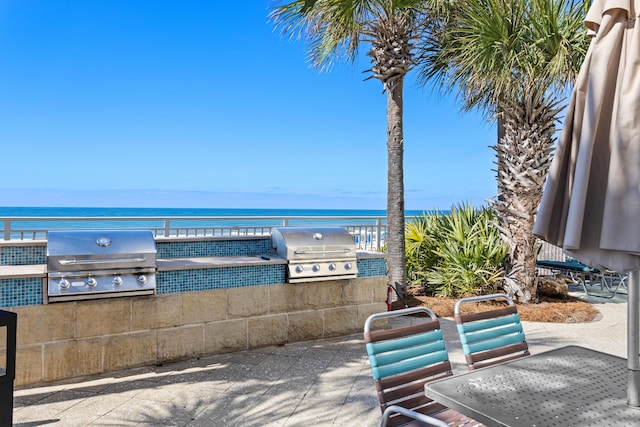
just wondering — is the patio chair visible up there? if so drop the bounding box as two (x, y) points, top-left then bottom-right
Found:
(381, 406), (449, 427)
(364, 307), (482, 427)
(454, 293), (530, 371)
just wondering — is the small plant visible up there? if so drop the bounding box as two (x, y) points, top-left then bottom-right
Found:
(405, 203), (507, 297)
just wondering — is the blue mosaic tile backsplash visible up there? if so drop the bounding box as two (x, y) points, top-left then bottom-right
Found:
(357, 257), (387, 277)
(0, 278), (43, 307)
(1, 245), (47, 266)
(157, 264), (285, 294)
(157, 239), (270, 259)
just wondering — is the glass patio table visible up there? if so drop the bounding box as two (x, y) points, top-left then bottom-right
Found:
(424, 345), (640, 427)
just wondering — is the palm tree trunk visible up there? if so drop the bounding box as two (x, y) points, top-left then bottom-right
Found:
(494, 90), (559, 303)
(386, 79), (407, 294)
(496, 112), (505, 196)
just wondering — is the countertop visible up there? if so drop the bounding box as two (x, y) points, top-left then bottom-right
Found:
(0, 264), (47, 279)
(157, 255), (286, 271)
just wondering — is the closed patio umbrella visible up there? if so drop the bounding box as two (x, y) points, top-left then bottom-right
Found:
(533, 0), (640, 407)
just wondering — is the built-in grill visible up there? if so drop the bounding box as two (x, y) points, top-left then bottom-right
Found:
(270, 227), (358, 283)
(46, 230), (157, 303)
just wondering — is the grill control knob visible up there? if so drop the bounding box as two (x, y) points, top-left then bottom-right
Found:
(137, 275), (147, 285)
(329, 263), (337, 271)
(344, 263), (353, 270)
(58, 278), (70, 290)
(86, 277), (97, 288)
(295, 265), (304, 273)
(312, 264), (321, 272)
(113, 276), (123, 286)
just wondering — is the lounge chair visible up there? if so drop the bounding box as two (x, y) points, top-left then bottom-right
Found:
(454, 293), (529, 370)
(364, 307), (481, 427)
(536, 259), (626, 298)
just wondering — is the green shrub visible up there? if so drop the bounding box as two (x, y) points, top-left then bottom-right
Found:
(405, 210), (443, 286)
(405, 203), (507, 297)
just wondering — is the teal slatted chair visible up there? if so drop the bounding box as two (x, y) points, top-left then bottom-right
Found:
(364, 307), (482, 427)
(454, 293), (529, 371)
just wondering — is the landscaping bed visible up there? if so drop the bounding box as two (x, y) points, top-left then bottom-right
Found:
(393, 294), (600, 323)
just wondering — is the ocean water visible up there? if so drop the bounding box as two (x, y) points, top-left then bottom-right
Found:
(0, 206), (435, 233)
(0, 206), (427, 218)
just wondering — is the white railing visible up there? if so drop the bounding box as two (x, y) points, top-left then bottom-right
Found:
(538, 241), (564, 262)
(3, 214), (566, 257)
(1, 216), (388, 251)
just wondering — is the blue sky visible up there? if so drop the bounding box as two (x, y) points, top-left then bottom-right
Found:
(0, 1), (498, 210)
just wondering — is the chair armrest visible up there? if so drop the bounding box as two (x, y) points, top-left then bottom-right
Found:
(380, 405), (449, 427)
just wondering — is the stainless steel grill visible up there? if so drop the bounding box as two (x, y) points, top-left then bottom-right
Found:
(46, 230), (157, 302)
(270, 227), (358, 283)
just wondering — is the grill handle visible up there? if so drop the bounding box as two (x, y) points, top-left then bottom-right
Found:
(58, 257), (147, 266)
(293, 249), (352, 255)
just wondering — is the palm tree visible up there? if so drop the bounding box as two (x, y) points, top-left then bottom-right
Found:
(270, 0), (430, 293)
(417, 0), (589, 302)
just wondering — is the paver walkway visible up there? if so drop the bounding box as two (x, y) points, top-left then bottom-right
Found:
(13, 289), (629, 426)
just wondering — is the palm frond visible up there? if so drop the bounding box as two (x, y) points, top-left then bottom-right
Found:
(418, 0), (590, 115)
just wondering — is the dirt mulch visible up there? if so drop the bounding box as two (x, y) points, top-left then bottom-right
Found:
(393, 294), (600, 323)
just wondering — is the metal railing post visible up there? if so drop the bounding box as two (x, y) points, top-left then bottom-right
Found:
(3, 220), (9, 241)
(376, 219), (382, 251)
(164, 219), (171, 238)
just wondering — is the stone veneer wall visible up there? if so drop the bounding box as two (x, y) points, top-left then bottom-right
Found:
(9, 276), (387, 386)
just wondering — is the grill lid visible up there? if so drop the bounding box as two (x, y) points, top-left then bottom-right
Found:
(47, 230), (157, 272)
(270, 227), (356, 260)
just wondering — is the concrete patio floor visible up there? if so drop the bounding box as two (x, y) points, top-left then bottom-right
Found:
(13, 288), (629, 426)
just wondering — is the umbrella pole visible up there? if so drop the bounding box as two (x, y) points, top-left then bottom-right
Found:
(628, 270), (640, 407)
